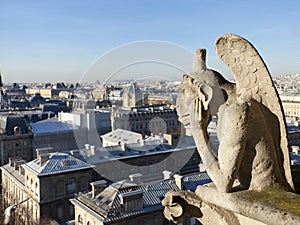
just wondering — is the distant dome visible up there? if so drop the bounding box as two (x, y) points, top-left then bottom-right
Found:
(30, 93), (46, 103)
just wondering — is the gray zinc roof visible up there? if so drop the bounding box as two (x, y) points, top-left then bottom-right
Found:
(101, 129), (143, 144)
(30, 120), (76, 134)
(182, 172), (211, 191)
(23, 152), (93, 176)
(0, 115), (28, 135)
(74, 172), (211, 223)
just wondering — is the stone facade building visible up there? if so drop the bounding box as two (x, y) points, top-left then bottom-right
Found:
(282, 101), (300, 118)
(1, 149), (95, 224)
(26, 83), (73, 99)
(280, 93), (300, 118)
(100, 129), (143, 147)
(0, 114), (33, 166)
(82, 137), (200, 183)
(92, 85), (108, 101)
(70, 172), (210, 225)
(111, 105), (182, 137)
(30, 120), (79, 155)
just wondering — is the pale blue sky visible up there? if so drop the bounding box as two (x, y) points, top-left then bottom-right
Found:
(0, 0), (299, 82)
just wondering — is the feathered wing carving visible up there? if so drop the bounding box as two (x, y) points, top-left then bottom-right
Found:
(215, 33), (294, 190)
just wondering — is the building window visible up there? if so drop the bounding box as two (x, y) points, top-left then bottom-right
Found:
(14, 126), (21, 135)
(78, 215), (83, 225)
(69, 204), (74, 217)
(31, 179), (34, 192)
(23, 149), (28, 157)
(78, 177), (87, 192)
(67, 178), (76, 193)
(87, 222), (91, 225)
(35, 182), (39, 196)
(26, 176), (30, 188)
(57, 206), (63, 219)
(55, 180), (65, 196)
(35, 204), (38, 220)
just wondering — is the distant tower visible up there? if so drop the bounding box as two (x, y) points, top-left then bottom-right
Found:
(142, 93), (149, 106)
(0, 72), (3, 88)
(0, 72), (3, 105)
(122, 82), (142, 108)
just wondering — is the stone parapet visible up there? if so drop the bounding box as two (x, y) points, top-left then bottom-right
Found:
(195, 185), (300, 225)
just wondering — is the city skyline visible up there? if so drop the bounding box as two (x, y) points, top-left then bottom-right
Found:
(0, 0), (300, 83)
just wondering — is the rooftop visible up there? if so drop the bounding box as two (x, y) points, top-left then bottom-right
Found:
(0, 115), (29, 135)
(101, 129), (143, 145)
(23, 152), (93, 177)
(72, 172), (211, 223)
(80, 141), (175, 163)
(30, 120), (77, 134)
(1, 158), (26, 186)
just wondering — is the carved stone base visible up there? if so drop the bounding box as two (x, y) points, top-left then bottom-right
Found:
(195, 185), (300, 225)
(163, 184), (300, 225)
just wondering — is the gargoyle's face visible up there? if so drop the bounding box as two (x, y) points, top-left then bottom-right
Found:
(176, 82), (197, 127)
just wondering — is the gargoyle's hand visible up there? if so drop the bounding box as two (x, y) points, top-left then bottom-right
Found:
(190, 97), (211, 133)
(162, 190), (203, 223)
(162, 191), (184, 224)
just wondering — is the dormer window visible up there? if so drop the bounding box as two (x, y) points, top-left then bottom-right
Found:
(67, 178), (76, 193)
(119, 189), (143, 212)
(14, 126), (21, 135)
(62, 159), (71, 166)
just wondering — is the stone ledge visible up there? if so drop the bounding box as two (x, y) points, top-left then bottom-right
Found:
(196, 185), (300, 225)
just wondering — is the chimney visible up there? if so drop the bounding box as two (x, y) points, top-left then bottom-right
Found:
(121, 143), (127, 151)
(39, 153), (50, 165)
(19, 165), (25, 175)
(139, 139), (145, 147)
(14, 160), (26, 171)
(85, 144), (90, 150)
(90, 145), (95, 155)
(90, 180), (107, 198)
(174, 174), (183, 190)
(129, 173), (142, 183)
(36, 147), (54, 158)
(9, 158), (14, 167)
(292, 145), (300, 155)
(9, 157), (22, 167)
(162, 170), (172, 180)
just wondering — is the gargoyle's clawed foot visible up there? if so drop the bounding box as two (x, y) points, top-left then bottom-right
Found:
(162, 190), (202, 224)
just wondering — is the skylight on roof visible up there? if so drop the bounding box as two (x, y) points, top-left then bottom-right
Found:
(62, 159), (71, 166)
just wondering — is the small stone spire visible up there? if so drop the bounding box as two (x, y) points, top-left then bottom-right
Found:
(0, 72), (3, 88)
(191, 48), (207, 74)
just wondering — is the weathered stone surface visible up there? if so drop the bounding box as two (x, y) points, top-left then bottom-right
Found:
(163, 34), (299, 225)
(196, 185), (300, 225)
(176, 34), (293, 193)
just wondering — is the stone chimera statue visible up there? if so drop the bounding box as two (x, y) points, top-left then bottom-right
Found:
(163, 34), (297, 225)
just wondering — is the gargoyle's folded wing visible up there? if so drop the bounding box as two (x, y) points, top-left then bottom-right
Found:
(215, 33), (294, 190)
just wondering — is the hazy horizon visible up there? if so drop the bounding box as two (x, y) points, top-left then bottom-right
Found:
(1, 0), (299, 83)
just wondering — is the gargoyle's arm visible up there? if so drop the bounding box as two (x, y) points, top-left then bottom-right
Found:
(192, 102), (248, 192)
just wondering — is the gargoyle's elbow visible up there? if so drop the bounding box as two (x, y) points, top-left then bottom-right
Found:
(215, 181), (232, 193)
